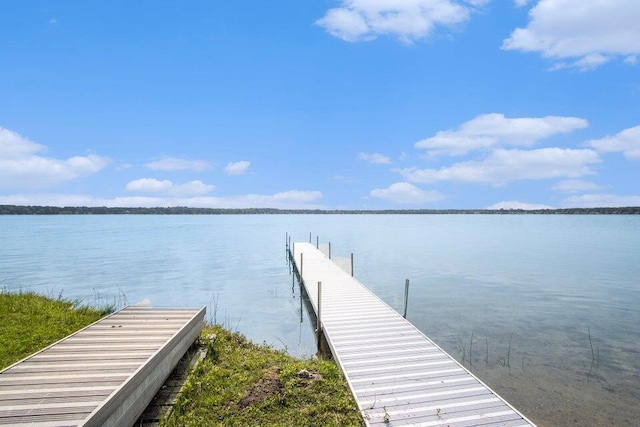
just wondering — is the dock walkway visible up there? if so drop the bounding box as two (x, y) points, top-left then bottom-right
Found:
(0, 305), (205, 427)
(291, 242), (536, 427)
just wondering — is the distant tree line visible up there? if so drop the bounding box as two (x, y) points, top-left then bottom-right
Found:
(1, 205), (639, 215)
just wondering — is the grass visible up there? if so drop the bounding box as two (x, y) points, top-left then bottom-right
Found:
(0, 290), (110, 369)
(162, 325), (364, 427)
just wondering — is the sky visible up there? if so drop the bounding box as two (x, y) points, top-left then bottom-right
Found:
(1, 0), (639, 210)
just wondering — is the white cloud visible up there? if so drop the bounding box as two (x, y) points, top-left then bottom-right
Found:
(0, 126), (110, 189)
(587, 126), (640, 160)
(316, 0), (484, 43)
(415, 113), (588, 156)
(224, 160), (250, 175)
(0, 127), (45, 157)
(370, 182), (444, 204)
(486, 201), (553, 210)
(126, 178), (215, 197)
(624, 55), (637, 65)
(144, 156), (210, 171)
(358, 152), (391, 164)
(563, 193), (640, 208)
(502, 0), (640, 70)
(551, 179), (603, 193)
(0, 190), (324, 209)
(513, 0), (531, 7)
(398, 147), (600, 185)
(269, 190), (323, 204)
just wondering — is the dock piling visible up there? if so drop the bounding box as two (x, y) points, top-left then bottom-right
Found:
(317, 281), (322, 351)
(328, 242), (331, 259)
(350, 253), (354, 276)
(403, 279), (410, 318)
(316, 235), (319, 249)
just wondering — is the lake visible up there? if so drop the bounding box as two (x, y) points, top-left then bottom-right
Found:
(1, 214), (638, 426)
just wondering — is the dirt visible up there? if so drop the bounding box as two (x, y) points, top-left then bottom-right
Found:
(239, 367), (283, 408)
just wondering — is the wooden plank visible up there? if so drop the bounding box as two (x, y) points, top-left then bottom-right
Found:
(292, 242), (536, 427)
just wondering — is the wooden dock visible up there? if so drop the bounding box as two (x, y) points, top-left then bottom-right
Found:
(0, 305), (205, 427)
(291, 242), (536, 427)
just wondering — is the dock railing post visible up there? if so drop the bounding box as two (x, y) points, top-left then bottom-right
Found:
(328, 242), (331, 259)
(317, 281), (322, 351)
(316, 236), (319, 249)
(285, 232), (288, 249)
(300, 253), (303, 277)
(309, 232), (312, 243)
(350, 253), (354, 277)
(403, 279), (410, 318)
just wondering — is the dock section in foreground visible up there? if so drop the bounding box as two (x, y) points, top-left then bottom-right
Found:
(0, 305), (205, 427)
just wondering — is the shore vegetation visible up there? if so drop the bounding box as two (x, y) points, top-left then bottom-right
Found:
(162, 325), (363, 427)
(0, 290), (109, 369)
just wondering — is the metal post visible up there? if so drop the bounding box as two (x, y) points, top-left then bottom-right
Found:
(285, 232), (288, 248)
(350, 253), (354, 277)
(300, 253), (303, 277)
(317, 281), (322, 350)
(316, 236), (319, 249)
(288, 236), (291, 251)
(328, 242), (331, 259)
(403, 279), (410, 318)
(309, 232), (312, 243)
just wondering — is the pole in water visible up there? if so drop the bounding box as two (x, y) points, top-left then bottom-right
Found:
(317, 281), (322, 351)
(328, 242), (331, 259)
(403, 279), (410, 318)
(300, 253), (304, 277)
(350, 253), (354, 277)
(309, 232), (312, 243)
(316, 235), (319, 249)
(285, 232), (288, 248)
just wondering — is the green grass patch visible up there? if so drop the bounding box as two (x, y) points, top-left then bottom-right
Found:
(0, 291), (109, 369)
(162, 325), (364, 427)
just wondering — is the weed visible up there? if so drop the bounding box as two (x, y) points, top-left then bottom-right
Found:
(507, 330), (514, 374)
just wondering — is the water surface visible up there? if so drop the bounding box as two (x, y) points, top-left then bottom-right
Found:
(1, 214), (638, 425)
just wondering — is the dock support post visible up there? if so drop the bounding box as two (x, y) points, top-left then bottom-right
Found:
(328, 242), (331, 259)
(285, 232), (288, 248)
(316, 236), (319, 249)
(300, 253), (303, 277)
(317, 281), (322, 351)
(403, 279), (410, 318)
(288, 236), (291, 252)
(309, 232), (312, 243)
(350, 253), (354, 277)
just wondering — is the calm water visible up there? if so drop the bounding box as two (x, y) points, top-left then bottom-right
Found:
(1, 215), (638, 425)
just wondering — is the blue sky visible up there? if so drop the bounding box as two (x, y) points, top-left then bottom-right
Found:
(1, 0), (639, 209)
